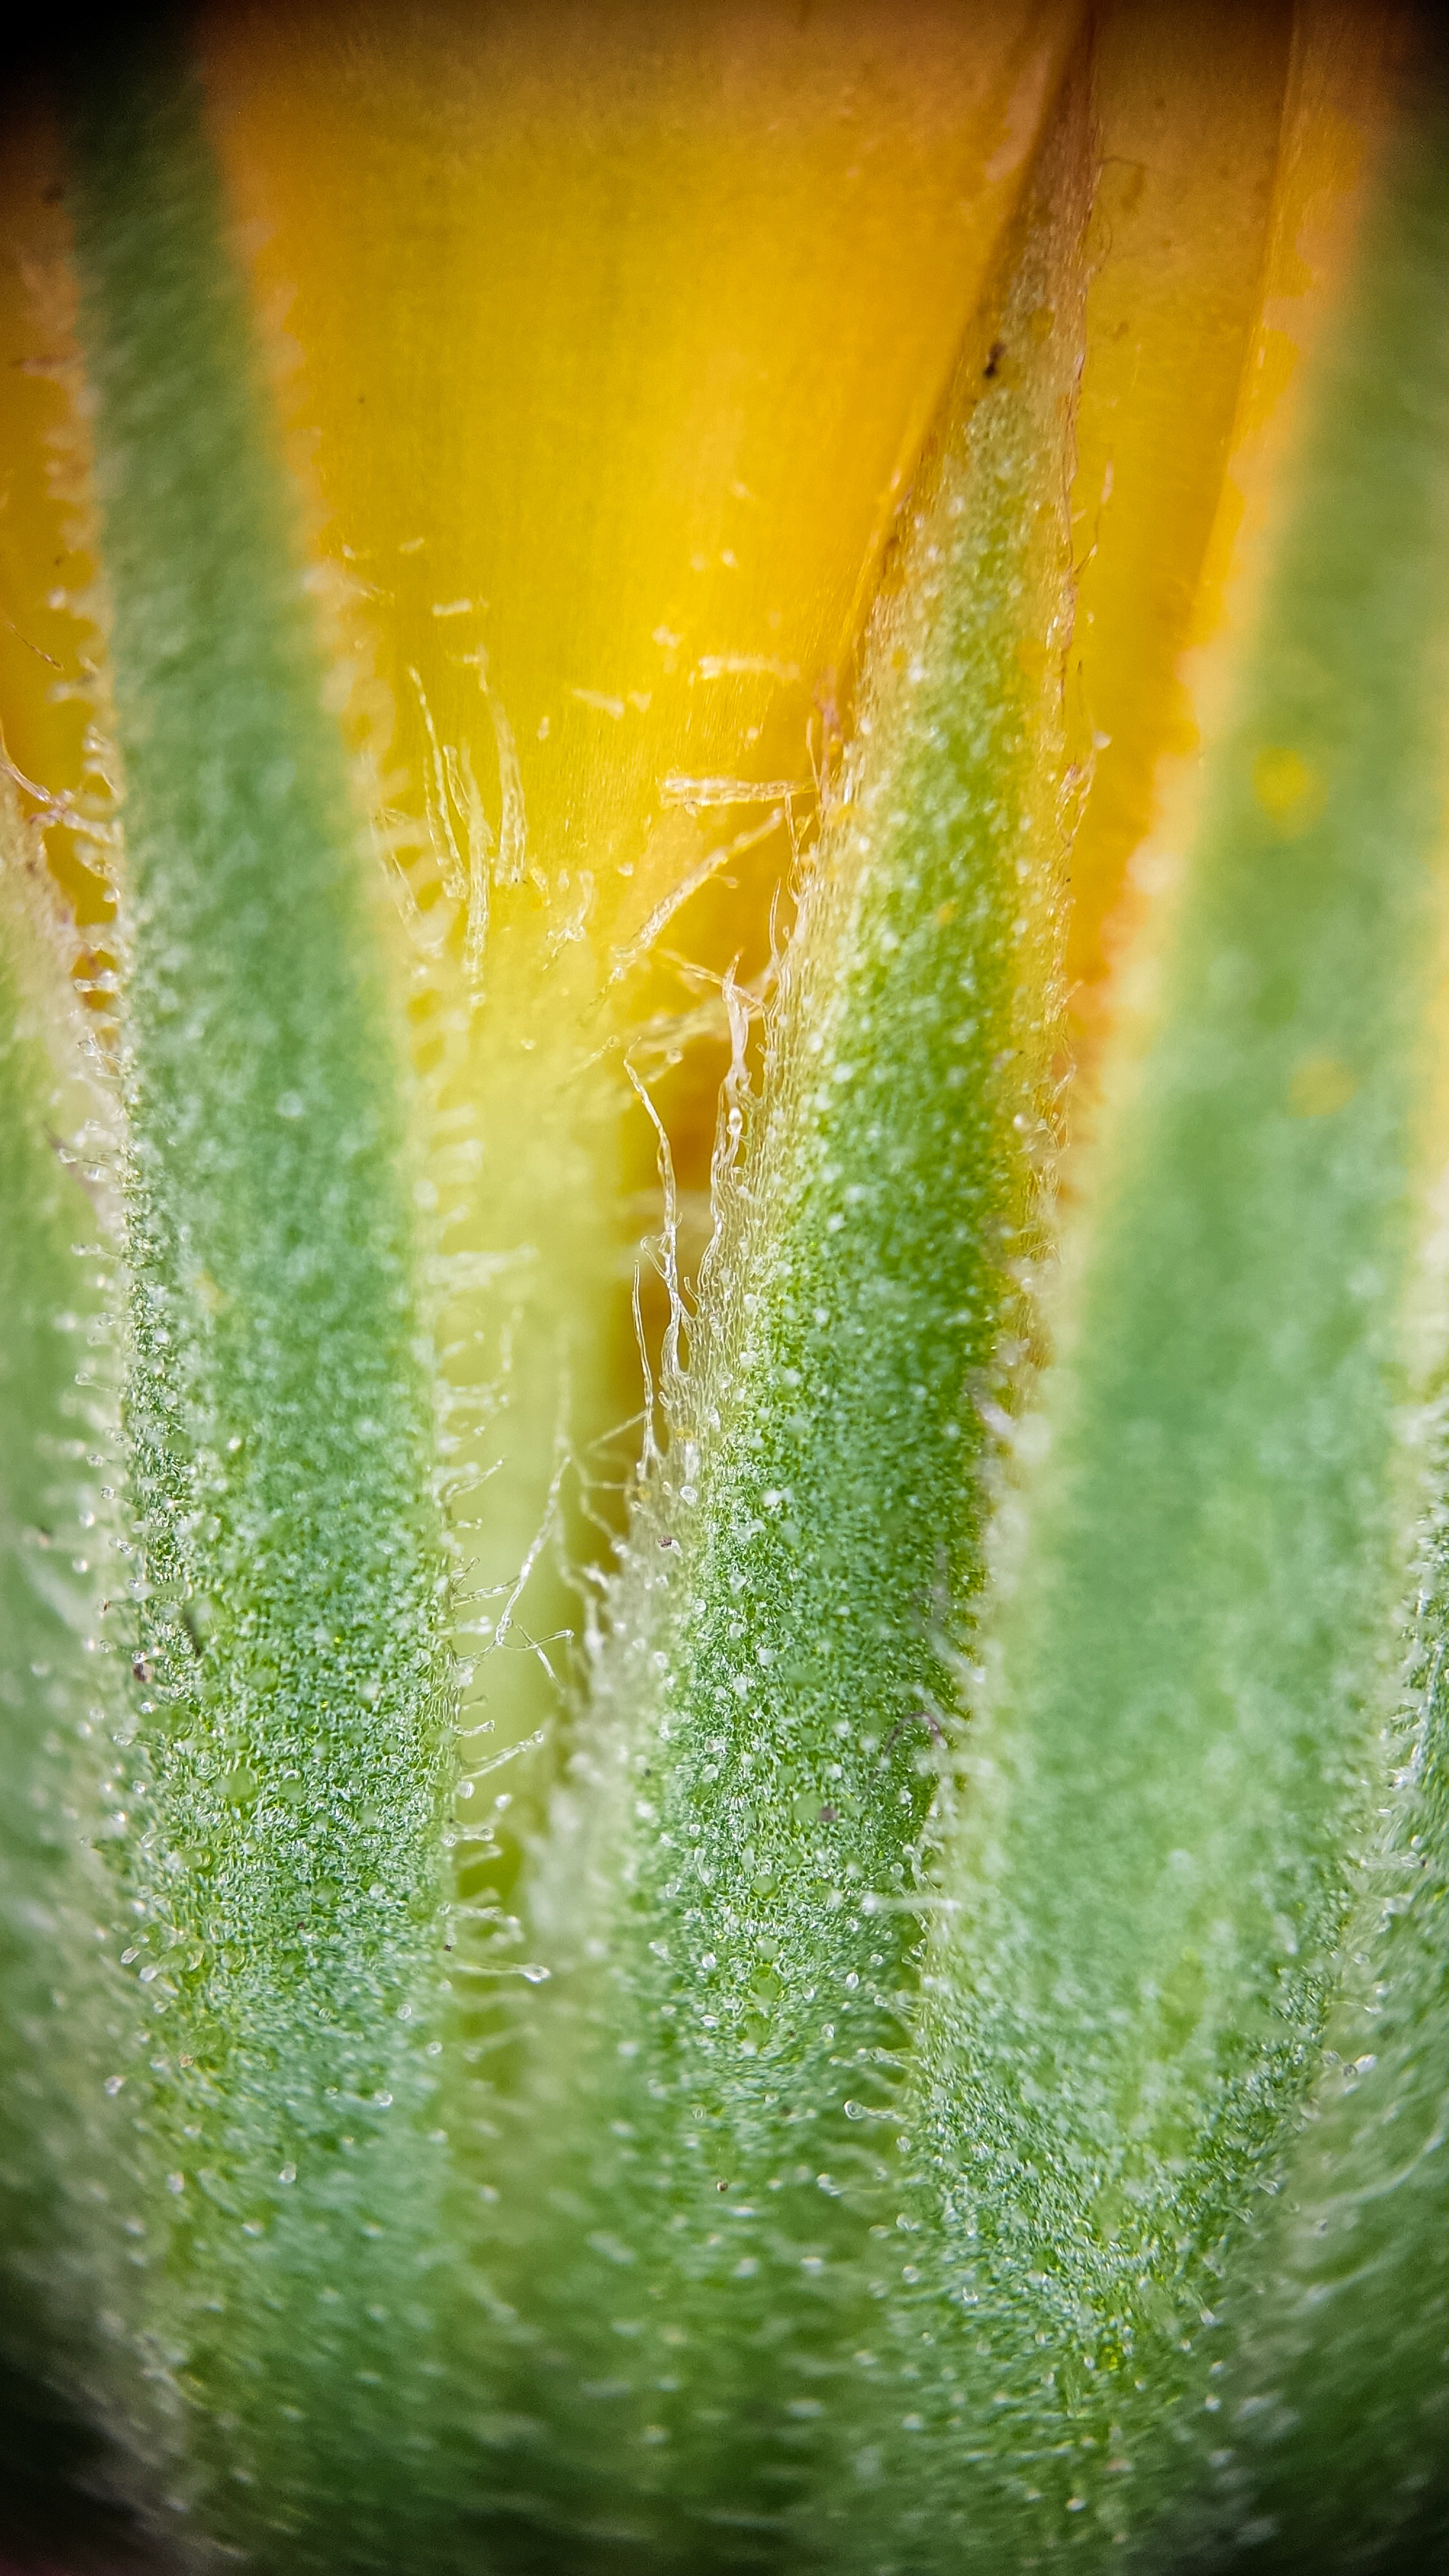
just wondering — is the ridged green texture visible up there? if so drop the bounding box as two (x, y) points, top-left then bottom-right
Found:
(817, 77), (1449, 2572)
(482, 88), (1091, 2564)
(0, 831), (130, 2561)
(12, 26), (1449, 2576)
(65, 56), (456, 2567)
(1185, 1418), (1449, 2572)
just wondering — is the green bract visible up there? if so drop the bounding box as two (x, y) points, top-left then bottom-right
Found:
(4, 22), (1449, 2575)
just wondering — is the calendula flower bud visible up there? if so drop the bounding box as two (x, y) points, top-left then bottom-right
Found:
(3, 7), (1449, 2569)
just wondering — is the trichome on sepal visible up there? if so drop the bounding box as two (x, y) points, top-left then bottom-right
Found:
(828, 22), (1449, 2566)
(0, 781), (134, 2559)
(54, 49), (461, 2562)
(484, 49), (1095, 2553)
(11, 11), (1449, 2575)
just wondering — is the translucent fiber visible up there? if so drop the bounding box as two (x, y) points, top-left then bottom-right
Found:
(8, 16), (1449, 2574)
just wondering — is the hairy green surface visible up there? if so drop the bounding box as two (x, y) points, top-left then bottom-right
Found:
(62, 54), (457, 2566)
(479, 80), (1091, 2564)
(817, 77), (1449, 2572)
(1179, 1403), (1449, 2572)
(0, 827), (135, 2561)
(9, 25), (1449, 2576)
